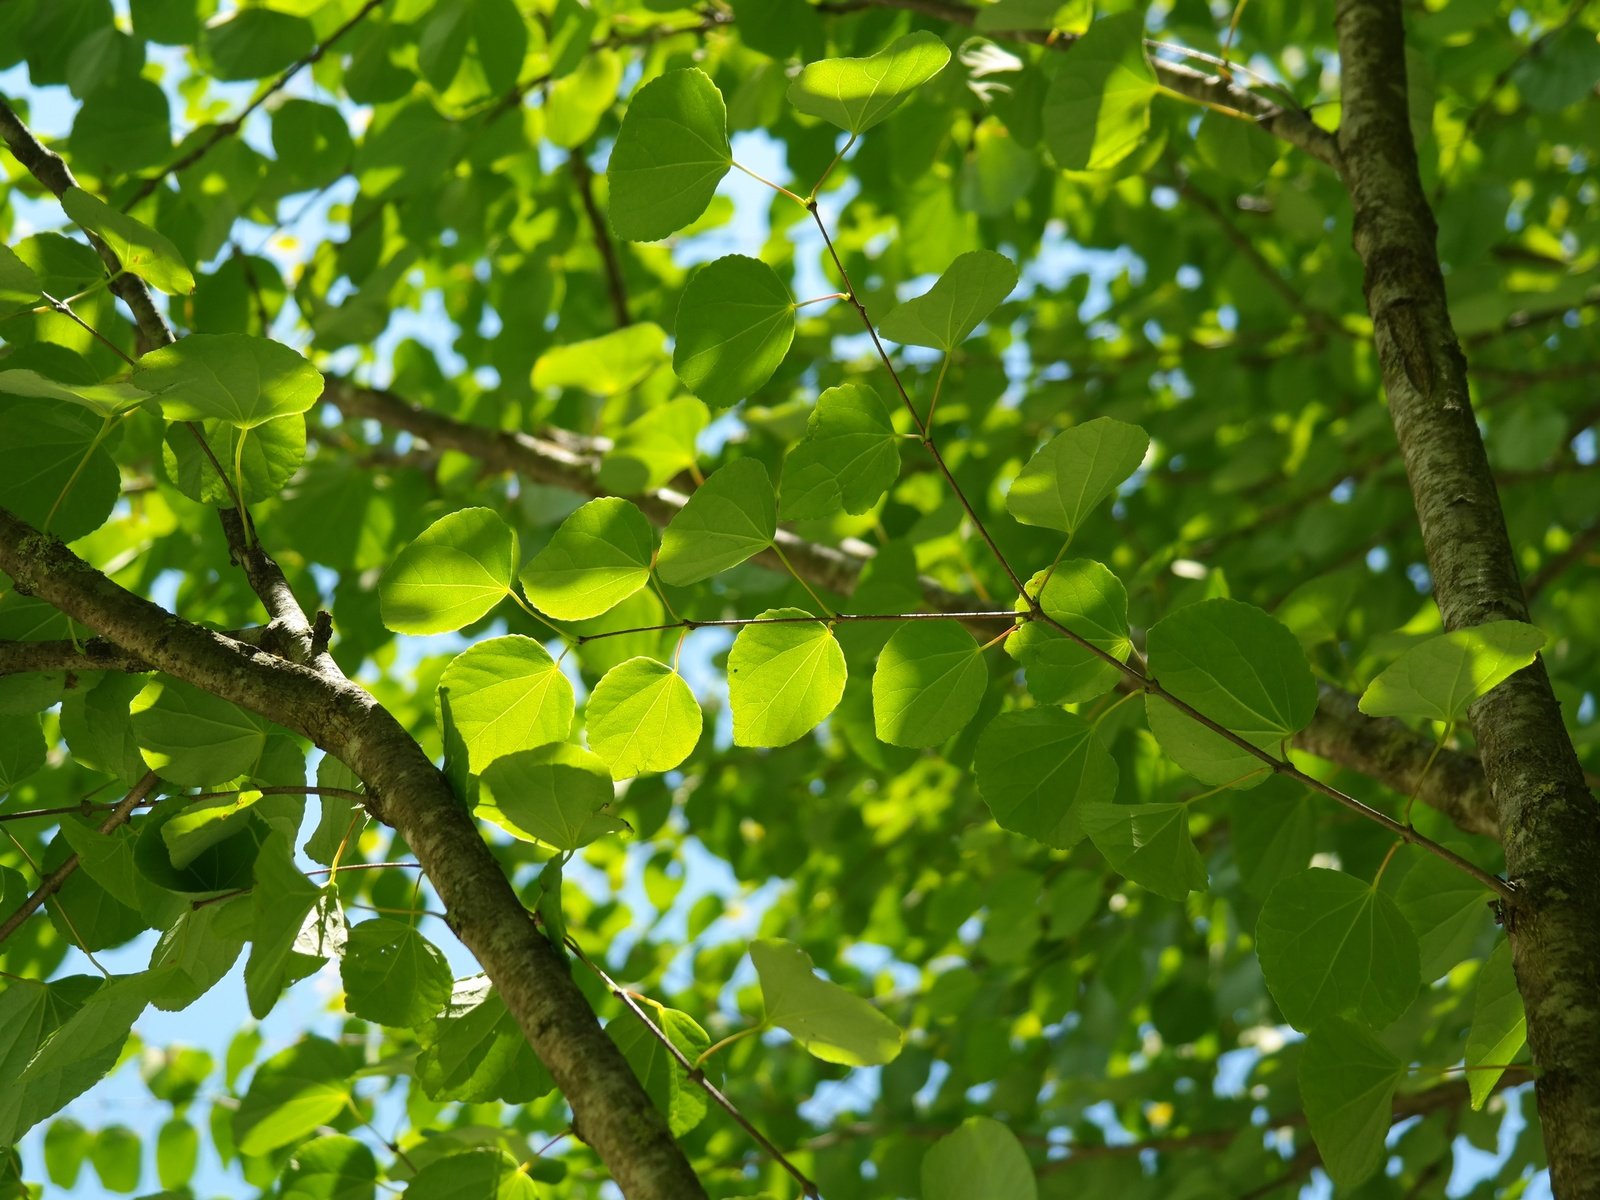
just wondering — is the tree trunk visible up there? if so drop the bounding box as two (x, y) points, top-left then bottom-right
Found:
(1334, 2), (1600, 1192)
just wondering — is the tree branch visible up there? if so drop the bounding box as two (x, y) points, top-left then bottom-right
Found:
(1335, 1), (1600, 1190)
(0, 98), (175, 352)
(0, 506), (707, 1200)
(812, 0), (1342, 168)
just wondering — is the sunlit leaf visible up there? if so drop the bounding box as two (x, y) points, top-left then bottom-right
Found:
(752, 938), (904, 1065)
(1359, 620), (1547, 722)
(788, 32), (952, 134)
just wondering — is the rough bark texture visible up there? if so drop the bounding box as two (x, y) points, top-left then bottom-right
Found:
(0, 508), (708, 1200)
(1334, 2), (1600, 1191)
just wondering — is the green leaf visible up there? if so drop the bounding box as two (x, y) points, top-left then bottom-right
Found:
(0, 367), (149, 417)
(872, 621), (988, 748)
(380, 507), (518, 634)
(202, 7), (314, 80)
(244, 834), (331, 1019)
(147, 899), (251, 1012)
(341, 919), (454, 1029)
(585, 658), (703, 778)
(787, 31), (952, 134)
(0, 713), (46, 793)
(519, 496), (654, 621)
(879, 250), (1018, 351)
(478, 744), (626, 851)
(672, 255), (795, 409)
(1081, 802), (1208, 900)
(727, 609), (847, 747)
(437, 636), (575, 773)
(417, 976), (554, 1104)
(1042, 12), (1157, 171)
(1358, 620), (1547, 722)
(976, 709), (1117, 849)
(1144, 598), (1317, 786)
(161, 788), (268, 869)
(279, 1135), (377, 1200)
(922, 1117), (1037, 1200)
(1466, 940), (1526, 1109)
(607, 1004), (711, 1137)
(1006, 416), (1148, 535)
(608, 68), (731, 242)
(0, 402), (120, 542)
(1298, 1017), (1404, 1188)
(404, 1149), (540, 1200)
(1005, 562), (1131, 704)
(233, 1037), (352, 1157)
(0, 242), (41, 316)
(60, 186), (194, 294)
(599, 396), (708, 494)
(1256, 868), (1421, 1031)
(134, 333), (324, 428)
(751, 938), (904, 1065)
(779, 382), (900, 519)
(130, 677), (270, 787)
(657, 458), (777, 585)
(162, 414), (305, 506)
(1396, 853), (1495, 981)
(531, 322), (668, 396)
(154, 1117), (197, 1189)
(6, 974), (152, 1145)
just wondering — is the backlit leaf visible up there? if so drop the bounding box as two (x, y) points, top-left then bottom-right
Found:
(922, 1117), (1037, 1200)
(657, 458), (776, 585)
(779, 382), (900, 519)
(134, 333), (323, 428)
(1042, 12), (1157, 171)
(1299, 1018), (1404, 1188)
(478, 744), (625, 851)
(1359, 620), (1547, 722)
(788, 32), (952, 134)
(880, 250), (1018, 351)
(585, 658), (702, 779)
(519, 497), (654, 621)
(1005, 562), (1131, 704)
(1145, 598), (1317, 786)
(1007, 416), (1148, 535)
(1466, 940), (1526, 1109)
(728, 609), (846, 747)
(1081, 802), (1208, 900)
(341, 919), (454, 1029)
(380, 508), (518, 635)
(437, 636), (575, 773)
(61, 186), (194, 294)
(752, 938), (904, 1065)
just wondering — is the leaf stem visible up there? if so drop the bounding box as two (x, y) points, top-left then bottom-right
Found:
(731, 159), (809, 208)
(771, 542), (833, 615)
(694, 1024), (762, 1068)
(810, 133), (857, 197)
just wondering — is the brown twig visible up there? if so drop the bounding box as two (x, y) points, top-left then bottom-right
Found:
(570, 150), (632, 328)
(0, 772), (160, 944)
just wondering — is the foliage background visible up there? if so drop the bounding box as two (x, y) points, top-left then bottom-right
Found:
(0, 0), (1597, 1196)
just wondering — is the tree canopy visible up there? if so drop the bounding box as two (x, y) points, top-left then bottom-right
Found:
(0, 1), (1597, 1198)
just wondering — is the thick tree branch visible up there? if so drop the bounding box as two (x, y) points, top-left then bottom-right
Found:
(0, 506), (707, 1200)
(324, 381), (1501, 839)
(1298, 685), (1499, 839)
(0, 771), (160, 944)
(0, 99), (176, 352)
(1335, 2), (1600, 1191)
(814, 0), (1342, 168)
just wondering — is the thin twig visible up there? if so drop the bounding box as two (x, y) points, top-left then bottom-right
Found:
(0, 772), (160, 944)
(122, 0), (389, 210)
(566, 937), (824, 1200)
(569, 150), (631, 328)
